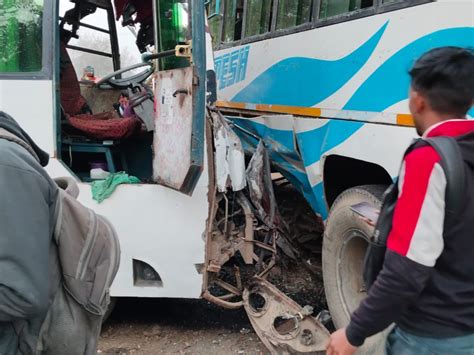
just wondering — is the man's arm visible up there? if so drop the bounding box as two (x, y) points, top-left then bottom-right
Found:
(346, 145), (446, 346)
(0, 164), (53, 321)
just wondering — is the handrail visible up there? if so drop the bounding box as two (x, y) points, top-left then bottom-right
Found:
(65, 45), (112, 58)
(59, 16), (110, 34)
(141, 49), (176, 62)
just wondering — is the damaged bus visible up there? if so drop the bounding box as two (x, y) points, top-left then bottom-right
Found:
(208, 0), (473, 353)
(0, 0), (472, 353)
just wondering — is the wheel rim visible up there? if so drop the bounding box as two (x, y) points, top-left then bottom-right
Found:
(337, 229), (369, 320)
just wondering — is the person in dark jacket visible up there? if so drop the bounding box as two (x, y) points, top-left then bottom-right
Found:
(0, 111), (60, 354)
(326, 47), (474, 354)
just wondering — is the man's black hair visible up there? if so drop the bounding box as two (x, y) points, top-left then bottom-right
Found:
(409, 47), (474, 117)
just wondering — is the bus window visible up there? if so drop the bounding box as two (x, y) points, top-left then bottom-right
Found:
(222, 0), (243, 42)
(206, 0), (220, 17)
(65, 15), (115, 79)
(158, 0), (190, 70)
(244, 0), (272, 37)
(319, 0), (373, 19)
(276, 0), (312, 30)
(0, 0), (43, 72)
(206, 0), (223, 47)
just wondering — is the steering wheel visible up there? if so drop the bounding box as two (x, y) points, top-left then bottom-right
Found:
(96, 62), (154, 89)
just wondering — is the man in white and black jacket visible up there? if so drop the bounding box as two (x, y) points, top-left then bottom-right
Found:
(327, 47), (474, 354)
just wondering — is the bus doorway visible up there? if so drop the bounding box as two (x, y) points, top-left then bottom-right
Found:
(57, 0), (204, 189)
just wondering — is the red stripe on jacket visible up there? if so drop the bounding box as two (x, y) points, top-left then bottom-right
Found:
(386, 146), (441, 256)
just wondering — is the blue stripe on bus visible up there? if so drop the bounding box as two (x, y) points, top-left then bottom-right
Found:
(295, 120), (364, 168)
(232, 22), (389, 106)
(345, 27), (474, 112)
(231, 118), (295, 151)
(292, 27), (474, 167)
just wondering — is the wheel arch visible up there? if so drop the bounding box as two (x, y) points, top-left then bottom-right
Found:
(322, 155), (393, 209)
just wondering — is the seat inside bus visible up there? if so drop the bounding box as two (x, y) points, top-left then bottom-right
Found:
(59, 0), (157, 182)
(59, 36), (144, 141)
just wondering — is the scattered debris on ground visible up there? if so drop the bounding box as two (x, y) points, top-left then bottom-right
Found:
(99, 298), (268, 354)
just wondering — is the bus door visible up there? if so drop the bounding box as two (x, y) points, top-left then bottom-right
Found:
(151, 0), (206, 195)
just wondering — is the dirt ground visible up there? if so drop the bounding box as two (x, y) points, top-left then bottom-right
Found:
(99, 298), (268, 355)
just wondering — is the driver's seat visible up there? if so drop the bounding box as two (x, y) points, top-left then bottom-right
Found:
(60, 40), (142, 141)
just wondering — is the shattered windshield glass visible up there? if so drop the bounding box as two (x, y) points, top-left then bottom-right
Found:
(0, 0), (43, 72)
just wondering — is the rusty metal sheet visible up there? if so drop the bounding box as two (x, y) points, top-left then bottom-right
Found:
(205, 192), (255, 272)
(243, 277), (330, 354)
(152, 67), (194, 190)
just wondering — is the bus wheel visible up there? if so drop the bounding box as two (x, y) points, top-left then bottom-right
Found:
(322, 185), (388, 354)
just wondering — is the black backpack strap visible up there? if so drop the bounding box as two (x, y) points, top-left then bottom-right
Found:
(424, 136), (465, 222)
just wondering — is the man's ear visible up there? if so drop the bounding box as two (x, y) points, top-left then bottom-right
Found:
(411, 89), (427, 116)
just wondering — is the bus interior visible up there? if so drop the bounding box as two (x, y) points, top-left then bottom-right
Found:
(58, 0), (192, 184)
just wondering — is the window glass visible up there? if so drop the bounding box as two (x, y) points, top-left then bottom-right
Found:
(207, 0), (223, 47)
(0, 0), (43, 73)
(206, 0), (220, 17)
(67, 36), (114, 80)
(245, 0), (272, 37)
(158, 0), (190, 69)
(276, 0), (312, 30)
(209, 16), (222, 47)
(222, 0), (243, 42)
(319, 0), (373, 19)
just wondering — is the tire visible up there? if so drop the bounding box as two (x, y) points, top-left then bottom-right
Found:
(322, 185), (389, 354)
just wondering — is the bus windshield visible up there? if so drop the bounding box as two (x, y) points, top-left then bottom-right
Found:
(0, 0), (44, 72)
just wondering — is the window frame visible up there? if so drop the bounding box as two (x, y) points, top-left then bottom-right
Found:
(274, 0), (314, 32)
(221, 0), (243, 44)
(241, 0), (274, 39)
(0, 0), (55, 80)
(214, 0), (434, 50)
(206, 0), (222, 18)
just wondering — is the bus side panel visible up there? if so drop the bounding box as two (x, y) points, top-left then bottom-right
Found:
(46, 158), (208, 298)
(0, 80), (55, 156)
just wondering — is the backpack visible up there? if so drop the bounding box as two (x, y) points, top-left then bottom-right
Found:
(0, 130), (120, 354)
(363, 136), (465, 290)
(36, 176), (121, 354)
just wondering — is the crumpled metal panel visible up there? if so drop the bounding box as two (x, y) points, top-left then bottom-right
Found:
(246, 140), (280, 228)
(211, 111), (246, 192)
(206, 192), (255, 272)
(243, 277), (330, 354)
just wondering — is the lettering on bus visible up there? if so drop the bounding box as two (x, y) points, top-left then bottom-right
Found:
(214, 46), (250, 89)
